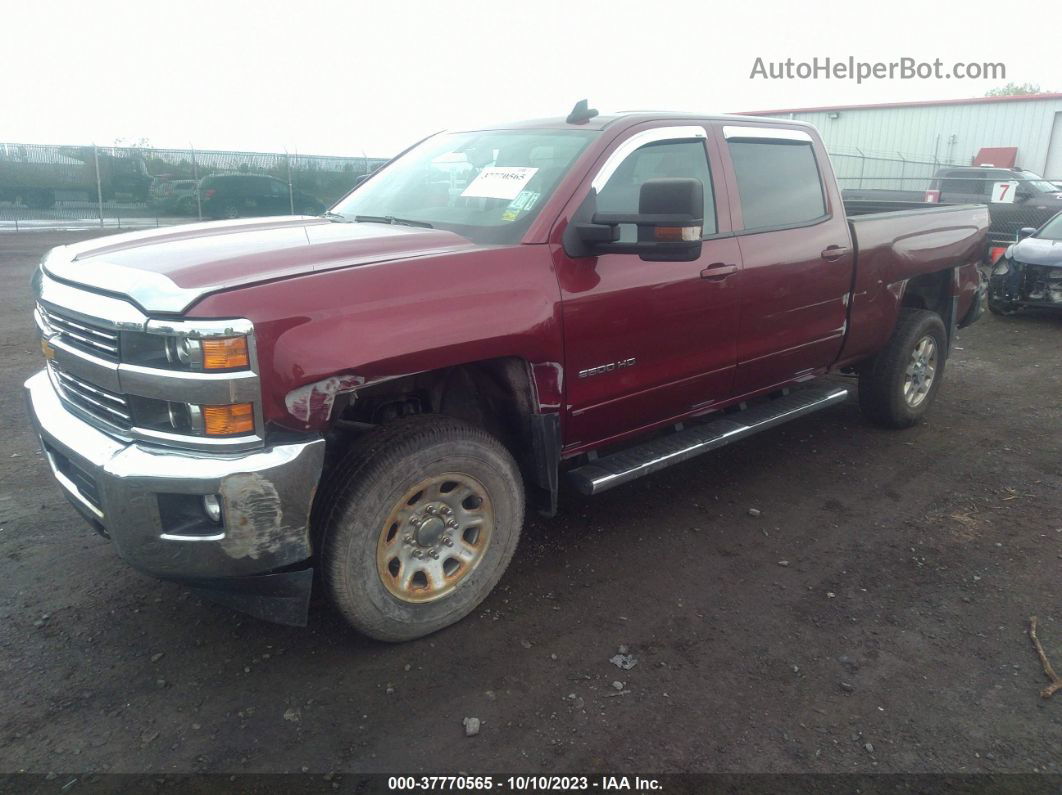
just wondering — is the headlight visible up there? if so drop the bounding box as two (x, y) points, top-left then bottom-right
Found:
(166, 336), (203, 368)
(125, 330), (252, 372)
(163, 336), (249, 370)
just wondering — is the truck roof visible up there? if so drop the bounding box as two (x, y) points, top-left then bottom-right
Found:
(461, 111), (818, 134)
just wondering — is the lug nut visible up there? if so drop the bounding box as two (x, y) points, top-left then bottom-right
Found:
(443, 537), (454, 547)
(429, 550), (439, 560)
(446, 519), (458, 529)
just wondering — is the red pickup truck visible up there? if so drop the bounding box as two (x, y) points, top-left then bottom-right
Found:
(26, 105), (987, 640)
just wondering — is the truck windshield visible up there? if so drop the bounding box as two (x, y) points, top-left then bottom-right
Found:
(329, 130), (597, 244)
(1018, 173), (1061, 193)
(1036, 213), (1062, 240)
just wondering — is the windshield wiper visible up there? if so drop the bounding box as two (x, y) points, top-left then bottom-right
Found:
(353, 214), (433, 229)
(322, 211), (349, 222)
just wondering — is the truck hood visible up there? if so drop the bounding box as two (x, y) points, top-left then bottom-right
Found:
(41, 216), (477, 313)
(1007, 235), (1062, 268)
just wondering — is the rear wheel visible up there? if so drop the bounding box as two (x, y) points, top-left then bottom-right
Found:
(319, 416), (524, 641)
(859, 308), (947, 429)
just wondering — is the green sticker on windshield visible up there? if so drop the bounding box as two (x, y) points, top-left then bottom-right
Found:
(507, 190), (541, 213)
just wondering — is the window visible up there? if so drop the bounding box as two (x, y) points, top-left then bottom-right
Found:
(596, 140), (717, 239)
(330, 130), (596, 245)
(728, 140), (826, 230)
(941, 171), (989, 199)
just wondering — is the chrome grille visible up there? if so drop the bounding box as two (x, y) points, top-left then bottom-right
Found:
(48, 362), (132, 429)
(38, 303), (120, 359)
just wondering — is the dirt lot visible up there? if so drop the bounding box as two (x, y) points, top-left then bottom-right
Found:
(0, 231), (1059, 776)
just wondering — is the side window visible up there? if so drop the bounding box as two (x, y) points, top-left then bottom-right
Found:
(942, 171), (989, 199)
(728, 140), (826, 230)
(596, 140), (717, 239)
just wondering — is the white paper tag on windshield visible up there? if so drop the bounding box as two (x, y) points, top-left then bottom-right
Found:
(461, 167), (539, 200)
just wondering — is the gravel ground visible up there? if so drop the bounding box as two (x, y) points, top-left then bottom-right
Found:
(0, 231), (1059, 776)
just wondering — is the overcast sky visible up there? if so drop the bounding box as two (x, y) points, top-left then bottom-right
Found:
(5, 0), (1060, 156)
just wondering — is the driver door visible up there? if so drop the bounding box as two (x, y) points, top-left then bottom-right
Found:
(554, 125), (742, 451)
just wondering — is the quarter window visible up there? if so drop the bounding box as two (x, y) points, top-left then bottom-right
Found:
(728, 140), (826, 230)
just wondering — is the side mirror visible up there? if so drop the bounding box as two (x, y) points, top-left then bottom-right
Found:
(1017, 226), (1037, 240)
(575, 178), (704, 262)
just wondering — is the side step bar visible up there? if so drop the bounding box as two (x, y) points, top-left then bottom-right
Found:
(567, 385), (849, 495)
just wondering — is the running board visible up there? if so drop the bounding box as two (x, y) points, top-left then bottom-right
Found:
(567, 386), (849, 496)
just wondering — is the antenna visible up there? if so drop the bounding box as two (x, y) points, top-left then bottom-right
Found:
(566, 99), (599, 125)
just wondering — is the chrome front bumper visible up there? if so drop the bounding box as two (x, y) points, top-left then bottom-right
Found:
(24, 369), (326, 580)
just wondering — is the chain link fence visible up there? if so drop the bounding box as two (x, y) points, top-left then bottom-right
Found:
(0, 142), (389, 231)
(832, 145), (1062, 247)
(3, 140), (1060, 248)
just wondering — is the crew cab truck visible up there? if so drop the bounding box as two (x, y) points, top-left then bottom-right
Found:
(25, 106), (987, 640)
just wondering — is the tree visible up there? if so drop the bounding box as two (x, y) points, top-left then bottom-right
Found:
(984, 82), (1047, 97)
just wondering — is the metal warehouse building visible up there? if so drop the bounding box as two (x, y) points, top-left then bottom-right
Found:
(742, 93), (1062, 188)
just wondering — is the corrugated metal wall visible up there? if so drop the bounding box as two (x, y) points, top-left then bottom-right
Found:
(761, 98), (1062, 179)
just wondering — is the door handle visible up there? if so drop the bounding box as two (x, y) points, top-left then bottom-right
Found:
(700, 262), (737, 280)
(821, 245), (850, 262)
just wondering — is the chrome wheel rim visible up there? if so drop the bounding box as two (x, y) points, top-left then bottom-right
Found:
(903, 335), (938, 408)
(376, 473), (493, 603)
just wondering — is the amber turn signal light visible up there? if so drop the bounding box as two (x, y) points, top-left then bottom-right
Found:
(202, 403), (255, 436)
(201, 337), (249, 370)
(654, 225), (702, 242)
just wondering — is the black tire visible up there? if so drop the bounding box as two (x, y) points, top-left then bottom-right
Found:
(319, 415), (524, 641)
(176, 196), (198, 216)
(987, 298), (1020, 316)
(223, 204), (240, 219)
(858, 308), (947, 429)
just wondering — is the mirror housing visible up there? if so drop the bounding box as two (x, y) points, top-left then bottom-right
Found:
(1017, 226), (1037, 240)
(575, 178), (704, 262)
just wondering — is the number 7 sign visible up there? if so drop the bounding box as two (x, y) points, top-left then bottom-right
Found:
(991, 181), (1019, 203)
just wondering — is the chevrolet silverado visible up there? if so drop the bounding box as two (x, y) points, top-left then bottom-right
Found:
(26, 103), (987, 640)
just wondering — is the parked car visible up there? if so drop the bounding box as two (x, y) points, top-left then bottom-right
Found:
(987, 210), (1062, 313)
(198, 174), (325, 219)
(0, 144), (150, 209)
(26, 106), (986, 640)
(843, 165), (1062, 247)
(149, 178), (199, 215)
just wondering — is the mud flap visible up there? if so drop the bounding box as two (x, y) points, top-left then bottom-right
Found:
(175, 567), (314, 626)
(529, 412), (560, 517)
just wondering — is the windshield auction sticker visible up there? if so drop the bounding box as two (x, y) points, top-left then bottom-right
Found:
(461, 167), (539, 200)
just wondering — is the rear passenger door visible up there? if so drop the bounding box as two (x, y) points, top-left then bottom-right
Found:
(716, 124), (854, 395)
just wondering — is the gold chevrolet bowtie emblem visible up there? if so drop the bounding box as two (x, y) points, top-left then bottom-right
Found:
(40, 338), (55, 360)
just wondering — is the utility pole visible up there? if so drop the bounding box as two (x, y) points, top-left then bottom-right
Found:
(93, 144), (105, 228)
(191, 143), (202, 221)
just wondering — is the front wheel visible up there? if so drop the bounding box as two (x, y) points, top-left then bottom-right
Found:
(319, 416), (524, 641)
(858, 308), (947, 429)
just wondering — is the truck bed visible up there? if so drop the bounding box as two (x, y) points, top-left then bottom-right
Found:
(836, 201), (990, 367)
